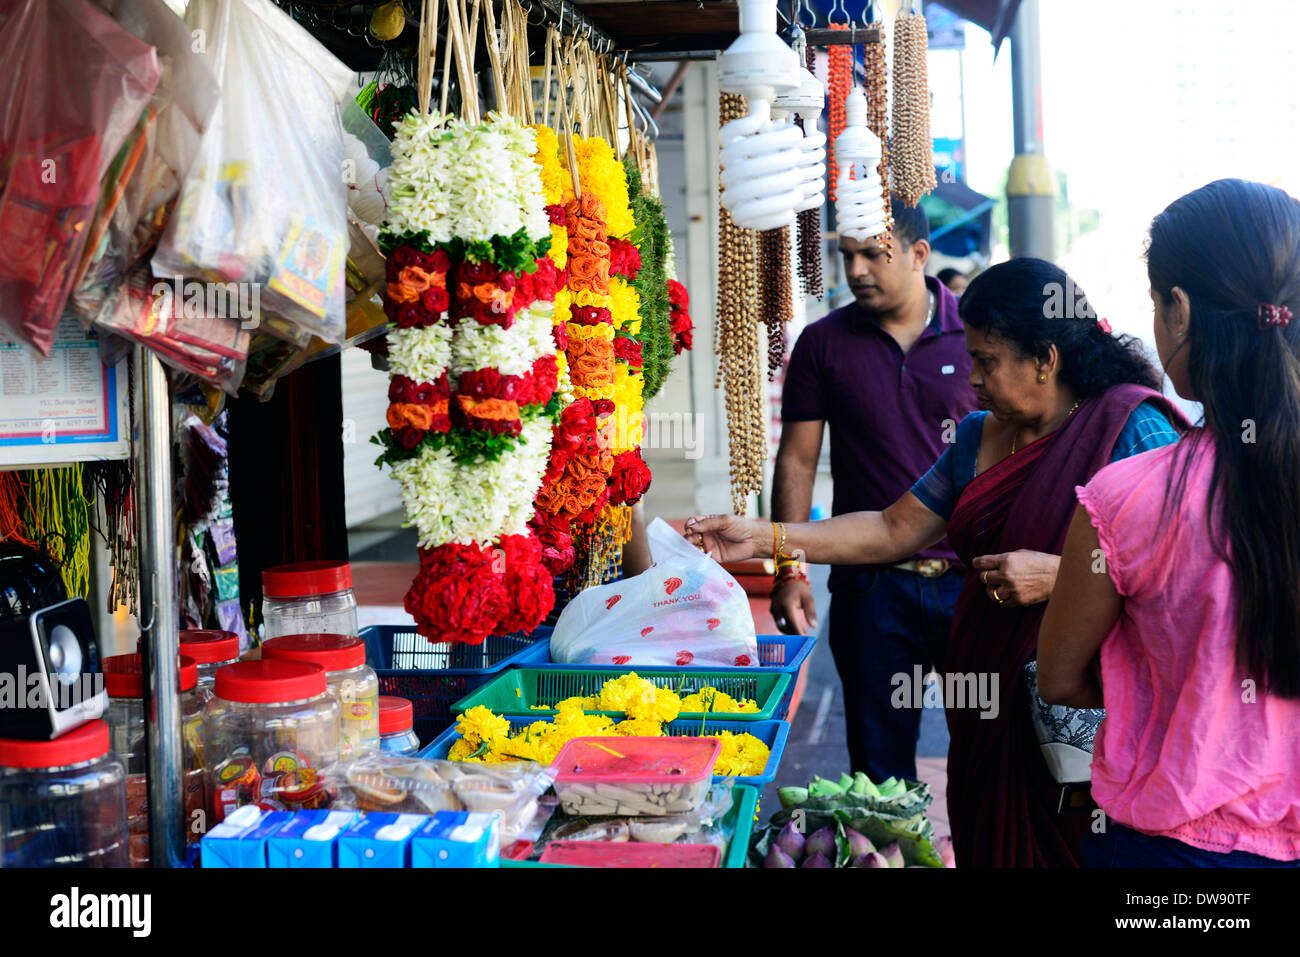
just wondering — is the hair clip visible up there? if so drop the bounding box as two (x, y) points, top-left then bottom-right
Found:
(1257, 302), (1293, 331)
(1097, 317), (1112, 334)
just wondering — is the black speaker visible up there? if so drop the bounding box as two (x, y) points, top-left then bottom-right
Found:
(0, 598), (106, 740)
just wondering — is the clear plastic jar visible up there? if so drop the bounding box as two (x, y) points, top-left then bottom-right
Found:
(102, 654), (207, 862)
(0, 720), (128, 868)
(204, 659), (340, 824)
(179, 630), (242, 689)
(262, 634), (379, 757)
(261, 561), (359, 640)
(378, 696), (420, 755)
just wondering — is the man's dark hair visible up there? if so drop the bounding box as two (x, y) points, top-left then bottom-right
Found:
(890, 197), (930, 247)
(936, 267), (965, 286)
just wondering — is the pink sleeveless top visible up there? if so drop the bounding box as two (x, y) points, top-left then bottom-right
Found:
(1077, 438), (1300, 860)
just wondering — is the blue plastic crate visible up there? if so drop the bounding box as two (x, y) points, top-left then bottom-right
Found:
(361, 626), (551, 745)
(419, 717), (790, 789)
(513, 634), (816, 719)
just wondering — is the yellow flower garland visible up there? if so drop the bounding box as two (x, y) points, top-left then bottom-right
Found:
(573, 136), (634, 240)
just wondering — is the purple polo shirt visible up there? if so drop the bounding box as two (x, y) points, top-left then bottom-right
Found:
(781, 275), (977, 590)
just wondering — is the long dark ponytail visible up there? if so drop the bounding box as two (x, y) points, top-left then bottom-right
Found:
(1147, 178), (1300, 699)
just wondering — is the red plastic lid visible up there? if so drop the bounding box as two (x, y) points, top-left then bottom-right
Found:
(103, 653), (198, 696)
(553, 736), (721, 786)
(539, 841), (721, 868)
(262, 634), (365, 673)
(179, 630), (240, 664)
(262, 561), (352, 598)
(0, 719), (111, 769)
(378, 696), (413, 734)
(213, 660), (327, 704)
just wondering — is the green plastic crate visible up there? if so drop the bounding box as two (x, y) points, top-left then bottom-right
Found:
(452, 668), (792, 722)
(501, 784), (759, 869)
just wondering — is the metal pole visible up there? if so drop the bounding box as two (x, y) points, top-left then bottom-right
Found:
(1006, 0), (1054, 259)
(134, 346), (185, 868)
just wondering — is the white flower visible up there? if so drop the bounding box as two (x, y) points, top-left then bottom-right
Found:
(388, 325), (454, 382)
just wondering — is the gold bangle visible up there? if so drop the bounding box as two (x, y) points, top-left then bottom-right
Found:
(772, 522), (781, 562)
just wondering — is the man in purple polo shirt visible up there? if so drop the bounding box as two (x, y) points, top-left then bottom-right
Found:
(774, 200), (976, 782)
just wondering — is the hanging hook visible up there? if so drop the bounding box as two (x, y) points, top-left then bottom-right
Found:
(829, 0), (849, 26)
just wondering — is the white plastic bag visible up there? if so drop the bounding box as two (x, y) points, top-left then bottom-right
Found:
(550, 518), (759, 667)
(152, 0), (353, 346)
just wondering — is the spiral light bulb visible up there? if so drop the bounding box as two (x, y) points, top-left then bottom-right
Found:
(834, 87), (887, 242)
(774, 64), (828, 213)
(718, 0), (803, 231)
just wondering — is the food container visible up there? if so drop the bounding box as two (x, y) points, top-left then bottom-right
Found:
(200, 805), (293, 869)
(261, 561), (359, 640)
(179, 630), (242, 688)
(262, 634), (378, 757)
(552, 737), (721, 817)
(378, 696), (419, 755)
(204, 660), (340, 823)
(102, 654), (206, 862)
(0, 720), (128, 868)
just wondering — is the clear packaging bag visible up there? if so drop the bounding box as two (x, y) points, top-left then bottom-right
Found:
(0, 0), (161, 355)
(550, 518), (760, 667)
(152, 0), (354, 346)
(322, 753), (557, 846)
(532, 784), (736, 855)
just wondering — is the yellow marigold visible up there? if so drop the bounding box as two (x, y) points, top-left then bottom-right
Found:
(574, 135), (635, 240)
(608, 277), (641, 336)
(456, 705), (511, 745)
(712, 730), (771, 777)
(530, 125), (574, 207)
(549, 223), (568, 269)
(597, 672), (655, 712)
(554, 287), (572, 325)
(679, 687), (761, 714)
(614, 718), (665, 736)
(624, 684), (681, 723)
(448, 738), (485, 763)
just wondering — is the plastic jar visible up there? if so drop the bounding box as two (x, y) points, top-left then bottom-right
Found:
(378, 696), (420, 755)
(102, 654), (207, 861)
(0, 720), (128, 868)
(204, 659), (340, 823)
(262, 634), (379, 757)
(179, 630), (242, 689)
(261, 561), (359, 640)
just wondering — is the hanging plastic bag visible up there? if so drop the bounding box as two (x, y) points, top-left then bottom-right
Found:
(0, 0), (161, 355)
(152, 0), (354, 347)
(550, 518), (759, 667)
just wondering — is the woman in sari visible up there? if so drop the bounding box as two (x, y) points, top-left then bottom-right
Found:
(687, 257), (1187, 866)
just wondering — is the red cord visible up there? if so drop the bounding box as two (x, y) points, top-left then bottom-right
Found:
(826, 23), (852, 202)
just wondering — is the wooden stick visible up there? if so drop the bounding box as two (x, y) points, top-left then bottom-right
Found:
(541, 25), (554, 128)
(440, 0), (456, 114)
(482, 0), (507, 116)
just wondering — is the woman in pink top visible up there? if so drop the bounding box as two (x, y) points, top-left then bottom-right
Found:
(1039, 179), (1300, 866)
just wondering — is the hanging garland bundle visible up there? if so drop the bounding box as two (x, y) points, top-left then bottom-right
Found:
(825, 22), (853, 203)
(624, 156), (674, 402)
(716, 92), (766, 514)
(667, 277), (693, 354)
(373, 109), (560, 644)
(1, 466), (94, 600)
(864, 28), (894, 250)
(794, 44), (826, 301)
(891, 8), (937, 208)
(760, 226), (793, 379)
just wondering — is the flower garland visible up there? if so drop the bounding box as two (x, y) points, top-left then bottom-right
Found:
(624, 156), (675, 402)
(373, 110), (561, 644)
(667, 277), (694, 354)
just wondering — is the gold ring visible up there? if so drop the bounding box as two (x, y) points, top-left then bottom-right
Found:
(697, 533), (705, 547)
(992, 587), (1004, 605)
(981, 571), (988, 584)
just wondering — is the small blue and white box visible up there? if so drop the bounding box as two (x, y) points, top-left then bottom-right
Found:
(201, 806), (292, 868)
(265, 810), (358, 868)
(411, 811), (501, 868)
(337, 812), (427, 868)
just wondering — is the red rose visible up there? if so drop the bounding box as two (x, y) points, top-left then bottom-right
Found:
(428, 249), (452, 274)
(388, 375), (414, 403)
(594, 399), (615, 417)
(613, 337), (643, 368)
(395, 302), (429, 329)
(674, 328), (693, 354)
(389, 246), (419, 269)
(421, 286), (449, 314)
(405, 544), (510, 645)
(552, 322), (568, 352)
(459, 261), (496, 284)
(609, 449), (652, 505)
(394, 426), (424, 451)
(498, 272), (518, 292)
(546, 204), (565, 225)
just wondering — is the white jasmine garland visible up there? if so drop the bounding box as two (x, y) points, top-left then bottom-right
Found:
(449, 305), (554, 378)
(388, 324), (454, 382)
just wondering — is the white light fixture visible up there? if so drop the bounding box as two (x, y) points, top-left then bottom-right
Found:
(718, 0), (804, 231)
(834, 87), (888, 242)
(772, 61), (827, 213)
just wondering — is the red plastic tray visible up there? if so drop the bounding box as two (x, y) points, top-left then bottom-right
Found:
(553, 736), (721, 785)
(539, 841), (722, 868)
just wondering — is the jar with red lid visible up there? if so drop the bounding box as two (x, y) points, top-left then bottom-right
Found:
(203, 660), (340, 823)
(377, 696), (420, 755)
(0, 720), (128, 868)
(179, 630), (242, 689)
(261, 561), (358, 641)
(102, 654), (207, 861)
(262, 634), (379, 757)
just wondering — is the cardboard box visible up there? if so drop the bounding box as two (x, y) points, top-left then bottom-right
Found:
(265, 810), (358, 868)
(411, 811), (500, 868)
(200, 807), (292, 868)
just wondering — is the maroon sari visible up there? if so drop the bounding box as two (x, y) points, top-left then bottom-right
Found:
(943, 384), (1187, 867)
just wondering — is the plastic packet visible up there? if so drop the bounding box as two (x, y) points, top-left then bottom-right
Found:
(322, 752), (557, 846)
(534, 784), (735, 853)
(0, 0), (161, 355)
(152, 0), (354, 346)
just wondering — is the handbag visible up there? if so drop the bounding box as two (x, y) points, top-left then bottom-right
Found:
(1023, 659), (1106, 784)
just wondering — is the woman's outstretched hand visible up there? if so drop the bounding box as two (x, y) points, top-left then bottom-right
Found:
(682, 514), (765, 564)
